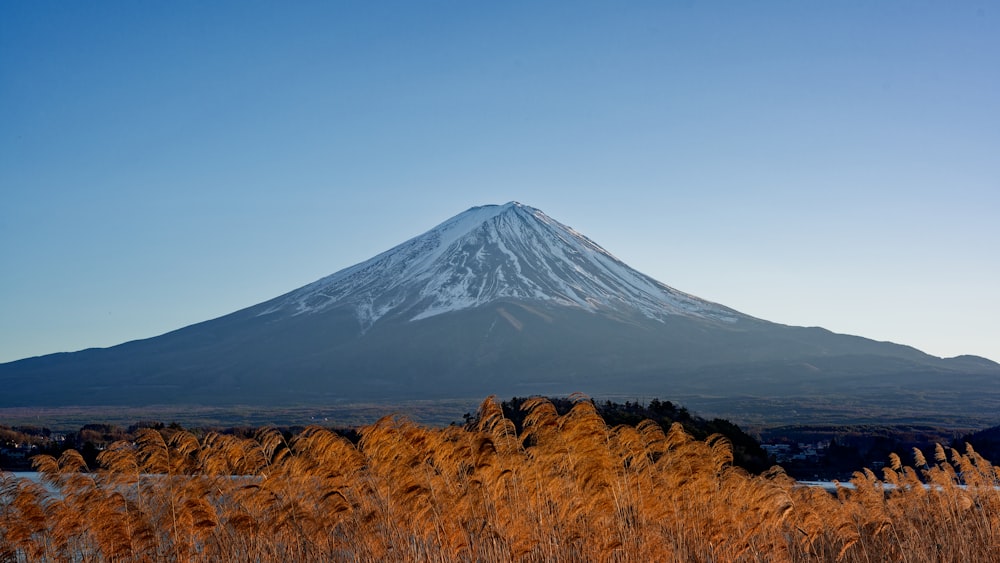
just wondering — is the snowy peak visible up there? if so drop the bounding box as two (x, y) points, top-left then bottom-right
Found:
(260, 202), (745, 328)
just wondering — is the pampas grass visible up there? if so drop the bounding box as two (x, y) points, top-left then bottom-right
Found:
(1, 396), (998, 562)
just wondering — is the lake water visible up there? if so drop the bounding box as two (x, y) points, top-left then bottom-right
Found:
(7, 471), (43, 482)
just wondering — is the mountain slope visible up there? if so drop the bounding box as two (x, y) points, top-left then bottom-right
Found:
(256, 202), (744, 327)
(1, 202), (997, 422)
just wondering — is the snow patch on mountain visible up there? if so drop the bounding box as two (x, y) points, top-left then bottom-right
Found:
(259, 202), (745, 329)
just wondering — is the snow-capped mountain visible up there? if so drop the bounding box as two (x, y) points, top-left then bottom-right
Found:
(260, 202), (743, 328)
(2, 202), (998, 423)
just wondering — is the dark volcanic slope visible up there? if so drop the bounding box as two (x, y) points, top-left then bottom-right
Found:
(2, 202), (998, 414)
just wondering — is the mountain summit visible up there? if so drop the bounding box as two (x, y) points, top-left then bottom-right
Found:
(261, 202), (743, 329)
(2, 202), (998, 423)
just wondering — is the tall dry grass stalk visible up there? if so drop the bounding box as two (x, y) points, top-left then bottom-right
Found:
(2, 396), (998, 562)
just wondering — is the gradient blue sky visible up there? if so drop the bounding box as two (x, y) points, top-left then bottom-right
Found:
(2, 1), (998, 364)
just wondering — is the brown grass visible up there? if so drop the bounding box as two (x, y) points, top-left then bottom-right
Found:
(1, 395), (998, 562)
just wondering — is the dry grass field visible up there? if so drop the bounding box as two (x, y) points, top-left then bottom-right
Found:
(2, 396), (999, 562)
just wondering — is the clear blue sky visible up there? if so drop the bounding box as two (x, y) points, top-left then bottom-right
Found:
(2, 1), (998, 363)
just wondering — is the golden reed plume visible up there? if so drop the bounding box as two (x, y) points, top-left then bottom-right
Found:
(1, 396), (998, 562)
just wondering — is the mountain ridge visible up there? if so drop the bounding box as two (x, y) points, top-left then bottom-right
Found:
(1, 202), (998, 426)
